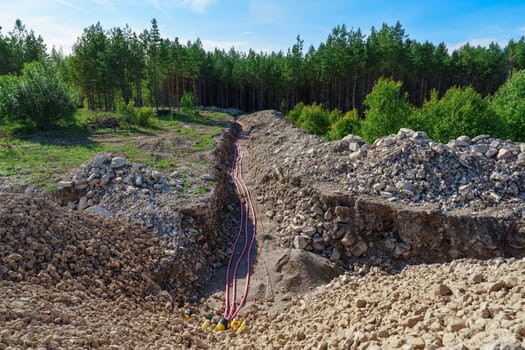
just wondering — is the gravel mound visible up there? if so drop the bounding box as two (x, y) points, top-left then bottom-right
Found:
(0, 192), (173, 300)
(217, 257), (525, 349)
(240, 111), (525, 264)
(242, 111), (525, 212)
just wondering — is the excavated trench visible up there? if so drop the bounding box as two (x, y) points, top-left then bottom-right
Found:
(46, 110), (525, 302)
(235, 110), (525, 273)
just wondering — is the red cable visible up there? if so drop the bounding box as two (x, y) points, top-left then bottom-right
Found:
(229, 147), (257, 319)
(223, 149), (245, 318)
(222, 128), (259, 321)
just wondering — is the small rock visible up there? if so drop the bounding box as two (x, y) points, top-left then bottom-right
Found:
(85, 205), (114, 218)
(470, 273), (483, 284)
(3, 253), (23, 264)
(78, 196), (89, 210)
(58, 181), (74, 188)
(302, 227), (316, 237)
(497, 148), (512, 160)
(486, 149), (498, 158)
(201, 174), (214, 181)
(356, 299), (366, 308)
(100, 174), (111, 186)
(487, 281), (505, 293)
(447, 317), (466, 332)
(293, 236), (309, 250)
(349, 149), (363, 162)
(435, 284), (453, 296)
(349, 240), (368, 257)
(472, 134), (490, 142)
(110, 157), (127, 168)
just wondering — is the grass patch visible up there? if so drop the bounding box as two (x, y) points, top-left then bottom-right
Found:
(0, 108), (232, 190)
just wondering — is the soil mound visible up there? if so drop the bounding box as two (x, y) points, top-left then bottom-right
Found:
(0, 192), (172, 300)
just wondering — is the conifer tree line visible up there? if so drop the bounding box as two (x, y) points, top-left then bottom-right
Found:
(1, 18), (525, 115)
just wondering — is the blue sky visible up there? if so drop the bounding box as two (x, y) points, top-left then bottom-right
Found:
(1, 0), (524, 54)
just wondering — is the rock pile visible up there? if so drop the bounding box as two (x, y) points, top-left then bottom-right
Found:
(54, 125), (239, 299)
(58, 153), (176, 229)
(0, 192), (172, 300)
(343, 130), (525, 211)
(214, 257), (525, 349)
(240, 111), (525, 264)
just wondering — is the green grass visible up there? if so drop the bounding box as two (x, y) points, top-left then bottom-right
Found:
(0, 108), (234, 190)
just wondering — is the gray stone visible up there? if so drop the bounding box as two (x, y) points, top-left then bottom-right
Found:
(100, 174), (111, 186)
(349, 240), (368, 257)
(349, 149), (363, 162)
(201, 174), (214, 181)
(449, 139), (470, 148)
(348, 142), (361, 152)
(94, 154), (110, 167)
(435, 284), (452, 296)
(457, 135), (471, 143)
(302, 227), (317, 237)
(293, 235), (310, 249)
(110, 157), (127, 168)
(85, 205), (114, 218)
(78, 196), (89, 210)
(517, 153), (525, 166)
(59, 181), (74, 188)
(341, 232), (356, 247)
(471, 134), (490, 143)
(472, 144), (489, 154)
(486, 149), (498, 158)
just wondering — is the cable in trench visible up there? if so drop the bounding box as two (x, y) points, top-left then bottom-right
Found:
(216, 136), (257, 331)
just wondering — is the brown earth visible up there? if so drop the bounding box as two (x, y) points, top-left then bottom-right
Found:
(1, 110), (524, 349)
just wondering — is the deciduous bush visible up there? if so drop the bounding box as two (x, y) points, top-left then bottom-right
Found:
(180, 91), (195, 114)
(491, 70), (525, 141)
(295, 103), (331, 136)
(8, 62), (78, 130)
(327, 109), (361, 140)
(361, 78), (412, 142)
(413, 87), (501, 142)
(0, 75), (18, 123)
(117, 101), (156, 127)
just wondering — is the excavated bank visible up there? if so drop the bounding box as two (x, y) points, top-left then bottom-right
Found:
(49, 124), (241, 300)
(240, 110), (525, 266)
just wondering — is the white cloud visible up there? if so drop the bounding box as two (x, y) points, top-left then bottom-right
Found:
(519, 26), (525, 35)
(178, 0), (217, 13)
(447, 38), (501, 52)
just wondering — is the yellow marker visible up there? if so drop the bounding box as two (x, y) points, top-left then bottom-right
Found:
(184, 309), (193, 321)
(235, 320), (247, 334)
(213, 318), (228, 332)
(230, 318), (242, 333)
(201, 319), (211, 329)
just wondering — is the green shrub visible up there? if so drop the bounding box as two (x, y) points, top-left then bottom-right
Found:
(136, 107), (156, 127)
(414, 87), (500, 142)
(9, 62), (78, 130)
(117, 101), (137, 125)
(296, 103), (331, 136)
(0, 75), (18, 123)
(180, 91), (195, 114)
(361, 78), (412, 143)
(117, 101), (155, 127)
(287, 101), (304, 124)
(327, 109), (361, 140)
(491, 70), (525, 141)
